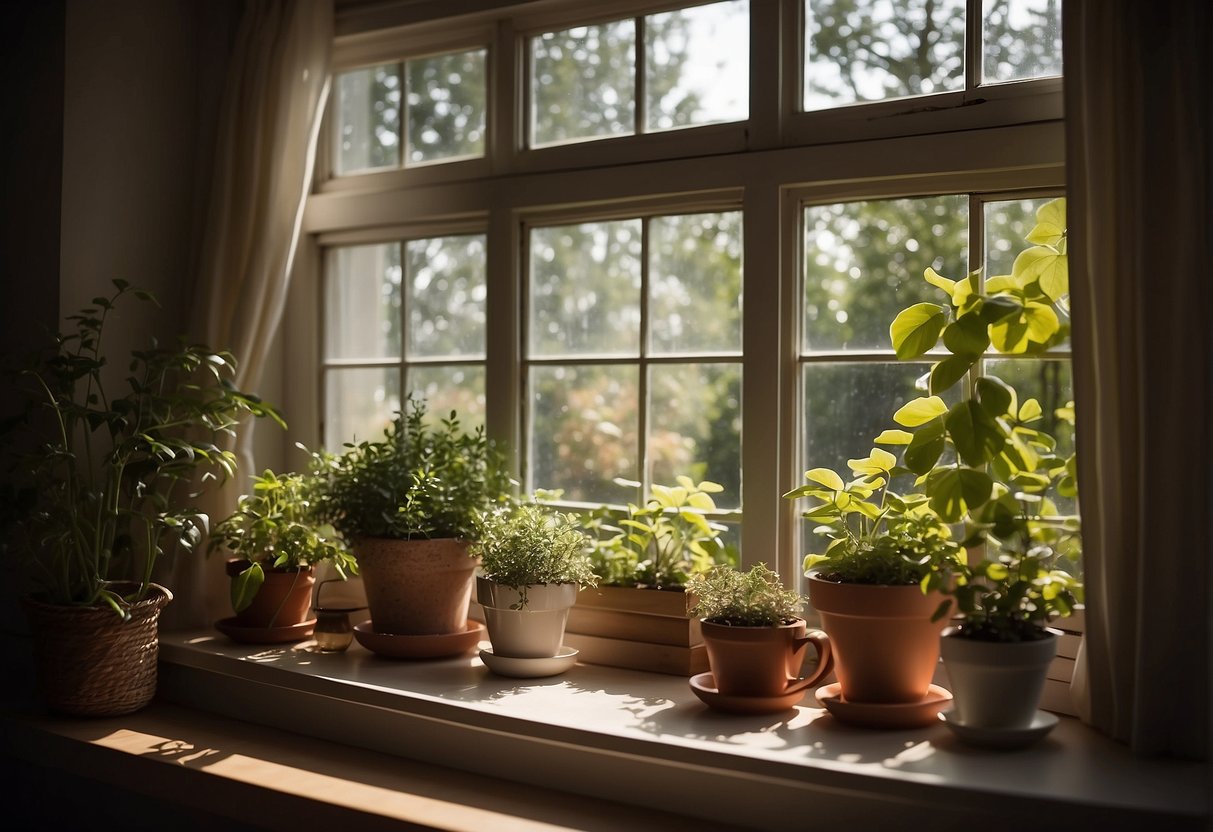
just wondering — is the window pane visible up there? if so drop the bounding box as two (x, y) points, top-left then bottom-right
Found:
(984, 358), (1073, 460)
(529, 220), (642, 357)
(649, 211), (743, 355)
(803, 196), (968, 352)
(649, 363), (742, 509)
(406, 49), (487, 165)
(982, 0), (1063, 83)
(325, 367), (400, 448)
(335, 64), (400, 174)
(645, 1), (749, 131)
(406, 364), (486, 431)
(531, 21), (636, 146)
(405, 235), (486, 359)
(804, 0), (965, 111)
(325, 244), (401, 360)
(529, 364), (639, 505)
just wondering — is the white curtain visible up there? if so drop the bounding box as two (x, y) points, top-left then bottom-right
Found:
(160, 0), (332, 629)
(1065, 0), (1210, 758)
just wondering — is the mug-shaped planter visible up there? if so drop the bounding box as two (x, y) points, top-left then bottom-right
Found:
(477, 578), (578, 658)
(700, 618), (833, 698)
(941, 627), (1058, 729)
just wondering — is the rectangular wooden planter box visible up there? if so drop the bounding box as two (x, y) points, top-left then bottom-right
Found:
(566, 586), (706, 676)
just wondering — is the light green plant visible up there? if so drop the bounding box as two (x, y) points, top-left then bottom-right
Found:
(309, 395), (511, 543)
(472, 502), (598, 609)
(209, 469), (357, 613)
(688, 563), (804, 627)
(584, 476), (736, 589)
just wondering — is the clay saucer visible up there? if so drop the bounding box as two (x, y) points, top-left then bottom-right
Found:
(814, 682), (952, 728)
(215, 616), (316, 645)
(353, 618), (485, 659)
(479, 646), (579, 678)
(689, 672), (808, 715)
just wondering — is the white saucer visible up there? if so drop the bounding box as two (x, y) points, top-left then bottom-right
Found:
(479, 645), (579, 678)
(939, 708), (1059, 749)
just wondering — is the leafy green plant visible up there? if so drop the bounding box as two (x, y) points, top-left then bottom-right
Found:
(309, 396), (511, 543)
(0, 280), (283, 617)
(688, 563), (804, 627)
(584, 476), (736, 589)
(472, 502), (598, 609)
(882, 196), (1082, 639)
(209, 469), (357, 613)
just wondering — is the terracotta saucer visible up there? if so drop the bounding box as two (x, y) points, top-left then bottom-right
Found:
(814, 682), (953, 728)
(939, 708), (1059, 749)
(689, 672), (808, 715)
(479, 646), (578, 678)
(215, 616), (316, 645)
(353, 619), (486, 659)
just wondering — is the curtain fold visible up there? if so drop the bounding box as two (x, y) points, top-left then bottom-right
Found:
(1065, 0), (1211, 758)
(160, 0), (332, 629)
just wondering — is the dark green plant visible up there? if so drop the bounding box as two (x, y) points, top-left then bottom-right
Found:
(583, 476), (736, 589)
(688, 563), (804, 627)
(472, 502), (597, 609)
(0, 280), (283, 617)
(209, 469), (357, 613)
(310, 395), (511, 542)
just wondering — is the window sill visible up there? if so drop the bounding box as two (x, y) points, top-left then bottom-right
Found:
(143, 631), (1209, 831)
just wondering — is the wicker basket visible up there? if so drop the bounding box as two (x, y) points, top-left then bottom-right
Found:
(23, 583), (173, 717)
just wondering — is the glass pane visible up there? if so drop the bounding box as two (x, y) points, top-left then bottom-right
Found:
(325, 367), (401, 449)
(804, 0), (966, 111)
(406, 364), (486, 432)
(984, 196), (1069, 348)
(529, 220), (642, 357)
(406, 49), (487, 165)
(325, 244), (401, 360)
(645, 1), (749, 131)
(984, 358), (1074, 460)
(335, 64), (400, 174)
(531, 20), (636, 146)
(983, 0), (1063, 83)
(649, 212), (743, 355)
(803, 196), (968, 352)
(649, 363), (742, 509)
(405, 235), (486, 359)
(529, 364), (640, 505)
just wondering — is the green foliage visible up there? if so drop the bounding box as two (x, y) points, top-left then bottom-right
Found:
(0, 280), (284, 617)
(688, 563), (804, 627)
(309, 395), (510, 542)
(209, 469), (358, 613)
(583, 476), (737, 589)
(472, 502), (598, 609)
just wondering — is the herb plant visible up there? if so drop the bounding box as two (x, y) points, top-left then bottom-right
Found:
(688, 563), (804, 627)
(472, 502), (598, 609)
(0, 280), (283, 617)
(209, 469), (357, 613)
(310, 396), (511, 542)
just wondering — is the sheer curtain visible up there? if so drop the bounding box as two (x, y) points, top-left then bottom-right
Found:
(161, 0), (333, 628)
(1065, 0), (1211, 758)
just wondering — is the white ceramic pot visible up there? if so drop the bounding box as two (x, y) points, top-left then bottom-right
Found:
(477, 577), (578, 659)
(940, 626), (1058, 729)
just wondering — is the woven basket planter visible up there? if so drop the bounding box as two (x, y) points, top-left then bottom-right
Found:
(22, 583), (173, 717)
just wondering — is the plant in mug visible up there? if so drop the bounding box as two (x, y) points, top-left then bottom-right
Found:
(473, 502), (598, 610)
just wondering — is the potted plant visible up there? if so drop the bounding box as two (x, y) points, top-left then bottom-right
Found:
(685, 563), (832, 713)
(884, 196), (1082, 736)
(472, 502), (597, 675)
(784, 451), (962, 711)
(309, 396), (510, 646)
(208, 468), (357, 643)
(0, 280), (282, 716)
(565, 476), (737, 675)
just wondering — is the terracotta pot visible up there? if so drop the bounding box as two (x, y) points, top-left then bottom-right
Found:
(477, 578), (578, 658)
(22, 583), (173, 717)
(226, 559), (316, 629)
(354, 537), (477, 635)
(700, 617), (833, 698)
(941, 626), (1058, 729)
(808, 573), (948, 703)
